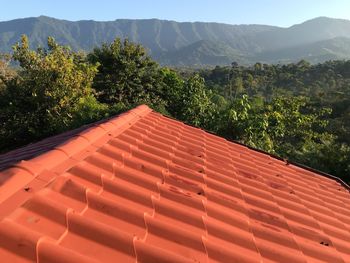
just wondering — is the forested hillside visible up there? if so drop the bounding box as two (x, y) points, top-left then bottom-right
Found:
(199, 61), (350, 181)
(0, 16), (276, 55)
(2, 16), (350, 65)
(0, 36), (349, 183)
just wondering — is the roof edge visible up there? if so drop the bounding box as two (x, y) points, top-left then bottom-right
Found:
(224, 135), (350, 192)
(0, 104), (153, 203)
(30, 104), (152, 170)
(160, 114), (350, 192)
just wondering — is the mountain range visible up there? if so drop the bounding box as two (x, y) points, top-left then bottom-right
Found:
(1, 16), (350, 66)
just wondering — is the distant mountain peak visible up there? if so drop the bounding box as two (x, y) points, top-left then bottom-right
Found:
(0, 16), (350, 66)
(294, 16), (350, 28)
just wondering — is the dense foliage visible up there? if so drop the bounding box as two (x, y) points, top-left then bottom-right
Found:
(88, 39), (164, 108)
(0, 36), (349, 183)
(0, 36), (109, 150)
(199, 61), (350, 180)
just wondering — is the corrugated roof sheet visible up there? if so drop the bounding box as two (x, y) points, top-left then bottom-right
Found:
(0, 104), (350, 263)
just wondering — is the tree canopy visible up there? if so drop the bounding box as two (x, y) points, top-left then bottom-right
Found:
(0, 35), (108, 150)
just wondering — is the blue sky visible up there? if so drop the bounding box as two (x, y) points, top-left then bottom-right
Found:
(1, 0), (350, 27)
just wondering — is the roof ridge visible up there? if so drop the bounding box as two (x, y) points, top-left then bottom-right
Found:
(0, 105), (152, 203)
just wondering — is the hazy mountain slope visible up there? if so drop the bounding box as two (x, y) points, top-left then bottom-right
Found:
(154, 39), (250, 66)
(256, 37), (350, 63)
(255, 17), (350, 51)
(1, 16), (350, 65)
(0, 16), (276, 53)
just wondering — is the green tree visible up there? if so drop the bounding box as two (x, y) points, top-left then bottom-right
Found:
(227, 95), (272, 151)
(265, 97), (332, 157)
(177, 74), (217, 128)
(159, 67), (185, 115)
(226, 95), (333, 157)
(0, 53), (15, 85)
(0, 35), (105, 151)
(88, 38), (164, 108)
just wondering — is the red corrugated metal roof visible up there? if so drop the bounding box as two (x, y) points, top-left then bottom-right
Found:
(0, 105), (350, 263)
